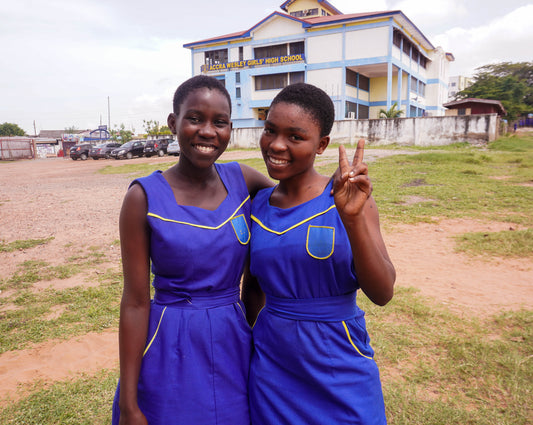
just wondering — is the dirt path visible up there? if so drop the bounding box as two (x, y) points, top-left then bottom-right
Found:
(0, 149), (531, 404)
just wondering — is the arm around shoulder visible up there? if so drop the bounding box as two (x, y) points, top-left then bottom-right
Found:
(239, 163), (274, 198)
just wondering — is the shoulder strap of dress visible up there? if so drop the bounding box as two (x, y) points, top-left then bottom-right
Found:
(129, 171), (165, 213)
(215, 162), (248, 197)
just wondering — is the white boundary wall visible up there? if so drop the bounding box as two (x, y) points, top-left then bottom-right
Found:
(229, 114), (500, 148)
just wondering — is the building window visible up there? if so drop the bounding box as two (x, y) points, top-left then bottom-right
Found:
(255, 73), (287, 90)
(290, 41), (304, 55)
(403, 39), (411, 55)
(205, 49), (228, 67)
(394, 29), (427, 68)
(358, 104), (369, 119)
(236, 72), (240, 84)
(359, 74), (370, 91)
(236, 87), (241, 99)
(254, 41), (304, 59)
(458, 108), (466, 116)
(290, 71), (304, 84)
(255, 72), (303, 90)
(393, 29), (402, 48)
(345, 101), (369, 119)
(290, 8), (318, 17)
(346, 69), (357, 87)
(239, 46), (243, 61)
(255, 44), (286, 59)
(346, 69), (370, 92)
(410, 76), (418, 93)
(419, 82), (426, 97)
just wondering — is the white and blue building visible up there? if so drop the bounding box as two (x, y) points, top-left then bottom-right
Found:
(184, 0), (454, 128)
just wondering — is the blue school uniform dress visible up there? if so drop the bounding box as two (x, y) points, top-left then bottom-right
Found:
(112, 162), (252, 425)
(249, 181), (387, 425)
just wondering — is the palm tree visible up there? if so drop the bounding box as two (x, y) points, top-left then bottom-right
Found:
(379, 102), (403, 118)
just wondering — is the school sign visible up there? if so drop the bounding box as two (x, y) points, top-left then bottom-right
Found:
(201, 54), (305, 73)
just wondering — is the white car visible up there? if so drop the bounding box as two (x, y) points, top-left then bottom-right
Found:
(167, 140), (180, 156)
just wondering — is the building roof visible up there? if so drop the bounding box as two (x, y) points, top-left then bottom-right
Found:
(443, 98), (506, 115)
(184, 9), (435, 51)
(38, 130), (88, 139)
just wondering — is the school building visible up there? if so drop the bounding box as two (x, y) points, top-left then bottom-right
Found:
(183, 0), (454, 128)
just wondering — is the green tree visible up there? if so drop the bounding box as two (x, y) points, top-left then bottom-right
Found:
(159, 125), (172, 136)
(64, 126), (79, 133)
(0, 122), (26, 136)
(379, 102), (403, 118)
(143, 120), (161, 137)
(110, 124), (134, 144)
(457, 61), (533, 121)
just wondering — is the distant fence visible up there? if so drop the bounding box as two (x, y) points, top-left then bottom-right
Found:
(0, 138), (35, 160)
(230, 114), (501, 148)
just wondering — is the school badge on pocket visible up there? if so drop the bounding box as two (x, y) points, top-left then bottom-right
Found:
(306, 225), (335, 259)
(231, 214), (250, 245)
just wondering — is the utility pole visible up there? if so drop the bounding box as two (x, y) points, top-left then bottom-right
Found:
(107, 96), (111, 131)
(33, 120), (37, 137)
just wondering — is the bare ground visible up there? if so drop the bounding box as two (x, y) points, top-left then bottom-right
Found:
(0, 148), (531, 404)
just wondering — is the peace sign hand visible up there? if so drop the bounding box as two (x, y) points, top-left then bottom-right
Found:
(332, 139), (372, 218)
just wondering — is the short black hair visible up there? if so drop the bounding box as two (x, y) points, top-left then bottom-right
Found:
(172, 75), (232, 116)
(270, 83), (334, 137)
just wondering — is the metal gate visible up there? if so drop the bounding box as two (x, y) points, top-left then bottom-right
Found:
(0, 138), (35, 160)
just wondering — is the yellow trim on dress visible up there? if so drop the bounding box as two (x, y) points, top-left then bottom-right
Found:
(251, 205), (337, 235)
(342, 321), (373, 360)
(143, 306), (167, 357)
(147, 195), (250, 229)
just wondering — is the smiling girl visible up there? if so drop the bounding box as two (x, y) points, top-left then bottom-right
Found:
(112, 75), (272, 425)
(243, 83), (396, 425)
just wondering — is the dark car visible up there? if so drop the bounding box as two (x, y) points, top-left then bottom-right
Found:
(89, 142), (122, 160)
(110, 140), (146, 159)
(143, 138), (173, 157)
(70, 143), (93, 160)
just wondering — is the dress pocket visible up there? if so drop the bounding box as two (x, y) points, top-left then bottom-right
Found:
(341, 320), (374, 360)
(143, 306), (167, 357)
(230, 214), (250, 245)
(306, 225), (335, 259)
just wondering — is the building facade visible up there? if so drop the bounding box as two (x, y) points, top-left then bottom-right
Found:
(448, 75), (474, 100)
(184, 0), (454, 128)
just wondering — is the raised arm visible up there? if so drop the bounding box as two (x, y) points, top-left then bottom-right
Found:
(117, 184), (151, 425)
(333, 140), (396, 306)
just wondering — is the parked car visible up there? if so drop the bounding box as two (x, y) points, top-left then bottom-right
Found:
(89, 142), (121, 160)
(70, 143), (93, 160)
(143, 138), (173, 157)
(110, 140), (146, 159)
(167, 140), (180, 156)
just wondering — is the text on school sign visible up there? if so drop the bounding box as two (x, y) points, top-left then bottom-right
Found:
(201, 54), (305, 72)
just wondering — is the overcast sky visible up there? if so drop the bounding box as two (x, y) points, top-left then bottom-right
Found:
(1, 0), (531, 135)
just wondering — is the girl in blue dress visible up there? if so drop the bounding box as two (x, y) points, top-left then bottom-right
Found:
(112, 76), (272, 425)
(243, 83), (396, 424)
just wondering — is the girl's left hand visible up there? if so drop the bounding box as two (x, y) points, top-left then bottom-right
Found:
(332, 139), (372, 217)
